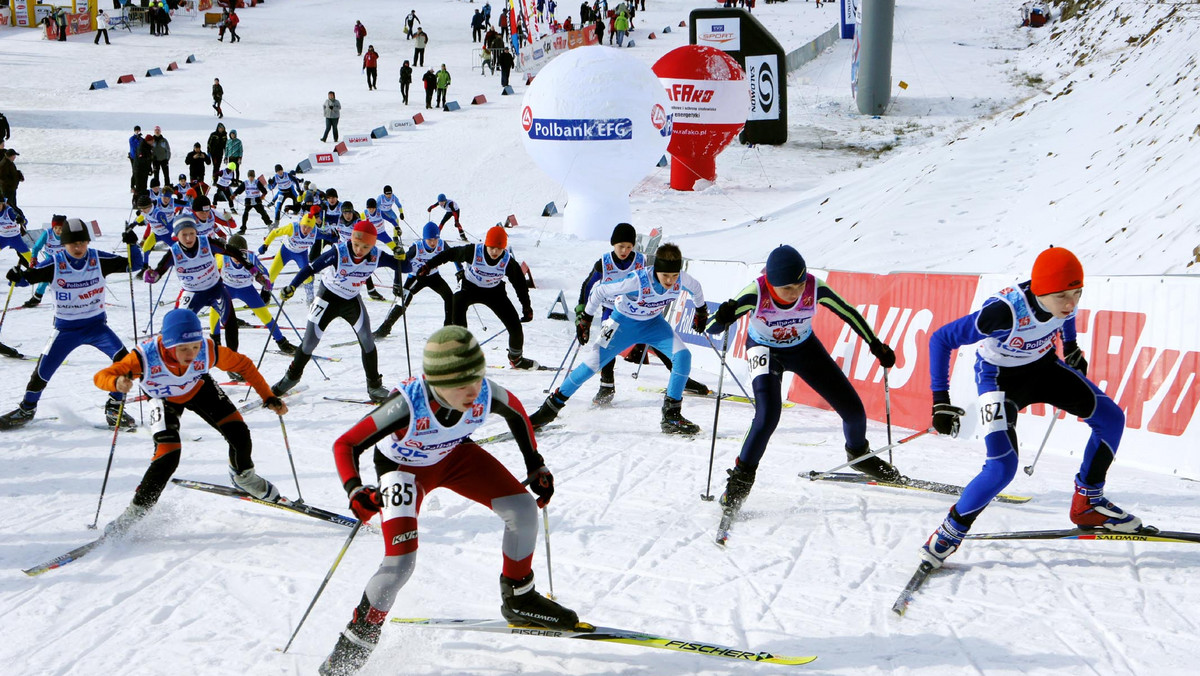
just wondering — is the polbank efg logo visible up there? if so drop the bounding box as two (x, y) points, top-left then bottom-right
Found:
(757, 62), (775, 114)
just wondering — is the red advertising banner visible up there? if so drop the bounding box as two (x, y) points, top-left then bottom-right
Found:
(785, 271), (981, 430)
(44, 11), (93, 39)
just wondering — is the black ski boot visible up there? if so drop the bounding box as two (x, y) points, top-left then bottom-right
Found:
(366, 375), (392, 403)
(259, 288), (272, 304)
(660, 397), (700, 435)
(508, 350), (539, 370)
(531, 390), (569, 428)
(22, 294), (42, 309)
(271, 371), (300, 397)
(373, 306), (403, 339)
(367, 289), (385, 302)
(275, 338), (296, 355)
(592, 382), (615, 406)
(0, 404), (36, 430)
(500, 572), (580, 630)
(319, 594), (385, 676)
(719, 460), (757, 512)
(684, 378), (710, 396)
(105, 398), (137, 431)
(845, 441), (903, 483)
(228, 371), (246, 383)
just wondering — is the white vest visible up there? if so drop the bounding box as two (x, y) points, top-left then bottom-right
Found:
(170, 238), (221, 292)
(321, 241), (379, 299)
(137, 336), (210, 399)
(50, 249), (107, 321)
(381, 377), (491, 467)
(412, 239), (444, 275)
(220, 253), (260, 289)
(746, 274), (817, 348)
(463, 243), (509, 289)
(976, 285), (1069, 367)
(597, 250), (645, 309)
(283, 224), (317, 254)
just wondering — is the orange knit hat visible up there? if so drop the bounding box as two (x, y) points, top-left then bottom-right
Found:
(351, 220), (377, 247)
(484, 226), (507, 249)
(1030, 247), (1084, 296)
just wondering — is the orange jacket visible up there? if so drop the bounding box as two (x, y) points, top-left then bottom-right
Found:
(94, 337), (273, 405)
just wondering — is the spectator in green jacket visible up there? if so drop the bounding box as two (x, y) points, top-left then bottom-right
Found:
(224, 129), (243, 180)
(435, 64), (452, 108)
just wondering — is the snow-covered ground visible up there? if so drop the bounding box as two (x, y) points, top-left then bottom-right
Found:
(1, 1), (1198, 674)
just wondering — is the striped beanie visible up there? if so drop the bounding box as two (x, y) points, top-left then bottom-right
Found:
(423, 326), (486, 387)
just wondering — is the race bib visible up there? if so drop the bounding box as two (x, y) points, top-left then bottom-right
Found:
(977, 390), (1008, 434)
(307, 297), (329, 324)
(747, 345), (771, 380)
(379, 470), (420, 522)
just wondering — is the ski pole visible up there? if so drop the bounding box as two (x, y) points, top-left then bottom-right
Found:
(701, 331), (730, 502)
(242, 294), (290, 403)
(126, 239), (144, 427)
(281, 519), (363, 654)
(144, 267), (174, 335)
(807, 428), (933, 481)
(278, 416), (304, 503)
(222, 98), (241, 113)
(271, 290), (329, 382)
(884, 367), (893, 465)
(89, 392), (131, 530)
(702, 333), (753, 402)
(543, 336), (578, 393)
(542, 507), (556, 601)
(1023, 410), (1059, 476)
(0, 279), (17, 337)
(478, 325), (509, 348)
(630, 343), (649, 380)
(472, 304), (488, 332)
(402, 303), (412, 378)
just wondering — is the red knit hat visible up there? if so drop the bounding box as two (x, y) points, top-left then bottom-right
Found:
(351, 220), (377, 247)
(484, 226), (508, 249)
(1030, 247), (1084, 296)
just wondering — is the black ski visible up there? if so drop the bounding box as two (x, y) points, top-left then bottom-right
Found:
(270, 350), (339, 362)
(0, 342), (30, 360)
(804, 471), (1032, 504)
(964, 525), (1199, 544)
(171, 479), (358, 528)
(474, 423), (564, 445)
(237, 384), (309, 413)
(892, 561), (936, 616)
(23, 536), (109, 576)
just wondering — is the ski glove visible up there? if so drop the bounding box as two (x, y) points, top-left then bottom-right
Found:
(257, 244), (268, 255)
(932, 400), (965, 437)
(576, 312), (593, 345)
(521, 304), (534, 323)
(527, 466), (555, 508)
(121, 229), (139, 245)
(1063, 341), (1088, 377)
(142, 269), (159, 284)
(5, 266), (22, 284)
(574, 303), (586, 321)
(869, 340), (897, 369)
(455, 269), (465, 285)
(708, 299), (738, 333)
(691, 305), (709, 334)
(416, 265), (431, 278)
(348, 484), (382, 522)
(263, 396), (285, 412)
(280, 285), (296, 301)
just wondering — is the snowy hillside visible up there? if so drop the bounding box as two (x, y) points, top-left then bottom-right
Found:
(1, 1), (1198, 675)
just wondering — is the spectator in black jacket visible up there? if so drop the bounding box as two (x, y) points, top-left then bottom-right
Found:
(128, 125), (143, 195)
(399, 60), (413, 105)
(0, 111), (10, 142)
(152, 125), (172, 186)
(498, 48), (515, 88)
(207, 123), (227, 183)
(186, 143), (211, 183)
(134, 135), (156, 200)
(422, 68), (437, 109)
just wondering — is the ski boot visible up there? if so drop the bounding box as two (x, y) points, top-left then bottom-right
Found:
(920, 511), (969, 569)
(1070, 476), (1142, 532)
(275, 337), (297, 355)
(660, 397), (700, 435)
(260, 288), (272, 304)
(234, 316), (252, 328)
(845, 441), (903, 483)
(366, 376), (392, 403)
(373, 306), (404, 339)
(719, 460), (757, 513)
(367, 289), (385, 302)
(530, 390), (569, 428)
(237, 225), (247, 235)
(105, 398), (137, 431)
(22, 294), (42, 309)
(500, 572), (580, 630)
(319, 594), (386, 676)
(227, 372), (246, 383)
(457, 228), (468, 242)
(683, 378), (710, 396)
(103, 503), (149, 538)
(0, 404), (36, 430)
(592, 382), (616, 406)
(509, 355), (539, 370)
(271, 371), (300, 397)
(229, 466), (282, 503)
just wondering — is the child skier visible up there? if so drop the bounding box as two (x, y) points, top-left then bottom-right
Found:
(318, 326), (577, 675)
(139, 191), (178, 252)
(0, 190), (32, 268)
(704, 245), (900, 519)
(374, 221), (455, 338)
(426, 193), (467, 242)
(918, 247), (1143, 569)
(231, 169), (273, 233)
(376, 185), (404, 221)
(213, 163), (238, 214)
(266, 164), (301, 221)
(531, 243), (706, 434)
(271, 221), (404, 403)
(93, 309), (289, 535)
(417, 226), (537, 369)
(210, 234), (296, 358)
(0, 218), (142, 430)
(20, 213), (66, 308)
(258, 209), (331, 305)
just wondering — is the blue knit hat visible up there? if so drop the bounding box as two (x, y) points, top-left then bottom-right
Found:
(436, 193), (447, 203)
(765, 245), (806, 286)
(161, 309), (203, 348)
(422, 221), (440, 239)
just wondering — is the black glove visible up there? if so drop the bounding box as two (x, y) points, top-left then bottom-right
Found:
(6, 266), (23, 284)
(263, 395), (284, 411)
(932, 394), (965, 437)
(576, 312), (593, 345)
(393, 283), (403, 297)
(709, 299), (738, 333)
(455, 269), (465, 285)
(869, 339), (896, 368)
(121, 228), (139, 245)
(348, 484), (382, 522)
(521, 304), (533, 323)
(416, 265), (431, 278)
(691, 305), (709, 333)
(1063, 341), (1088, 377)
(280, 285), (295, 301)
(527, 466), (554, 508)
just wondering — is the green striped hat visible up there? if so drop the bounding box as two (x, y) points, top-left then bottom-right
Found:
(423, 326), (486, 387)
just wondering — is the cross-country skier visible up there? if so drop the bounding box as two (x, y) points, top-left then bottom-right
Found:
(374, 221), (455, 338)
(231, 169), (273, 234)
(267, 164), (301, 221)
(258, 209), (332, 306)
(426, 193), (467, 242)
(0, 189), (31, 267)
(93, 308), (289, 535)
(139, 192), (177, 252)
(531, 243), (706, 434)
(0, 218), (142, 430)
(213, 162), (239, 213)
(417, 226), (537, 369)
(209, 234), (296, 360)
(918, 247), (1143, 569)
(271, 221), (404, 403)
(318, 326), (578, 675)
(704, 245), (900, 519)
(576, 223), (709, 405)
(19, 214), (66, 308)
(178, 194), (229, 240)
(376, 185), (404, 221)
(360, 198), (401, 302)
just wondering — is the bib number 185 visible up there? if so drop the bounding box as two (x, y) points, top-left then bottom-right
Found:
(378, 470), (418, 521)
